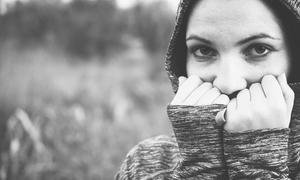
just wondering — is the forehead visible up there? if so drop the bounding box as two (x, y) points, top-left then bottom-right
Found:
(187, 0), (283, 38)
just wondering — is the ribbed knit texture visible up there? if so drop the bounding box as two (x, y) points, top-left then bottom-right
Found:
(115, 135), (179, 180)
(168, 105), (226, 179)
(224, 129), (290, 179)
(288, 96), (300, 179)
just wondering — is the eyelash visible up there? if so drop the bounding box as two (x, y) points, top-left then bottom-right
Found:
(189, 43), (276, 61)
(243, 43), (275, 59)
(190, 46), (217, 61)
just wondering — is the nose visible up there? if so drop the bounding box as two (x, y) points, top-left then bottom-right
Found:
(212, 57), (247, 96)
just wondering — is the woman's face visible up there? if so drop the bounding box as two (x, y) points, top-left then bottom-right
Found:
(186, 0), (291, 95)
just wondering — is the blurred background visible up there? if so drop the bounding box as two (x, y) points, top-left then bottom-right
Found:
(0, 0), (179, 179)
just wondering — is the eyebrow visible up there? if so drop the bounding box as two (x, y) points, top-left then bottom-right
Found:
(236, 33), (281, 45)
(186, 35), (213, 45)
(186, 33), (281, 46)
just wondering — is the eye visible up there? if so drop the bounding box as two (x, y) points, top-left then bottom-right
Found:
(244, 44), (274, 58)
(191, 46), (217, 59)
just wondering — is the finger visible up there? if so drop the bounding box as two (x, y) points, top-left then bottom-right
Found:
(249, 83), (266, 103)
(213, 94), (230, 105)
(172, 75), (203, 104)
(277, 73), (295, 111)
(236, 89), (250, 109)
(184, 82), (212, 105)
(178, 76), (187, 87)
(261, 75), (285, 104)
(226, 98), (237, 120)
(196, 87), (220, 105)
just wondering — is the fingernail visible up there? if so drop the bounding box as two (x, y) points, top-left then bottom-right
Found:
(178, 76), (185, 86)
(215, 108), (227, 127)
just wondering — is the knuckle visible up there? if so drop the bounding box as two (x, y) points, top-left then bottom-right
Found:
(250, 83), (260, 91)
(212, 87), (220, 94)
(236, 93), (243, 101)
(221, 94), (230, 102)
(216, 94), (229, 105)
(190, 75), (201, 84)
(242, 88), (250, 93)
(202, 82), (212, 88)
(237, 89), (248, 98)
(228, 99), (236, 109)
(262, 74), (275, 82)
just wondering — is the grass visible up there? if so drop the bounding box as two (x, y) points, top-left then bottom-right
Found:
(0, 43), (174, 179)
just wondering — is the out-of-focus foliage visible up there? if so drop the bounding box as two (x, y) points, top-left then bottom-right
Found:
(0, 45), (173, 180)
(0, 0), (176, 179)
(129, 1), (174, 52)
(0, 0), (174, 57)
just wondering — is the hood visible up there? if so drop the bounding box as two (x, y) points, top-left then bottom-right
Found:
(165, 0), (300, 94)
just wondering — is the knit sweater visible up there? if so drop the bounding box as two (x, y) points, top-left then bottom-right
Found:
(115, 84), (300, 179)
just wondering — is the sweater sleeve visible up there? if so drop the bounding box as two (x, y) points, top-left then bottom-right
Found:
(167, 105), (227, 179)
(287, 100), (300, 178)
(223, 128), (291, 180)
(114, 135), (180, 180)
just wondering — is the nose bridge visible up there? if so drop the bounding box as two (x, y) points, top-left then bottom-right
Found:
(213, 55), (247, 95)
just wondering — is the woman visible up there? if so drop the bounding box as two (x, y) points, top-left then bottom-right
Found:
(115, 0), (300, 179)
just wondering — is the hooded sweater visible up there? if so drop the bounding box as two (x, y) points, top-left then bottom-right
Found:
(115, 0), (300, 179)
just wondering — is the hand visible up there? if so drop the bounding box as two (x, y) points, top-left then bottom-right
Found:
(224, 74), (295, 132)
(170, 75), (230, 106)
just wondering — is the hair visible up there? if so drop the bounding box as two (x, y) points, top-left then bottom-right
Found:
(176, 0), (300, 83)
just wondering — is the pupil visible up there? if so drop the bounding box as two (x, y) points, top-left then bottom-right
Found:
(200, 47), (211, 55)
(255, 46), (266, 54)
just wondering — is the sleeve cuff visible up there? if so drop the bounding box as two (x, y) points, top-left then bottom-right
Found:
(224, 128), (290, 179)
(167, 105), (227, 178)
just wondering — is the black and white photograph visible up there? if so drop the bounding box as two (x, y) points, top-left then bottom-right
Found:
(1, 0), (300, 179)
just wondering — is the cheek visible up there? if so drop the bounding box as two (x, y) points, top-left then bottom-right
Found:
(187, 60), (206, 76)
(186, 60), (201, 77)
(186, 59), (217, 81)
(243, 51), (291, 83)
(186, 53), (290, 85)
(262, 52), (290, 77)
